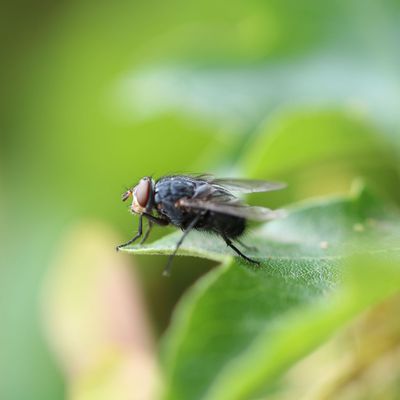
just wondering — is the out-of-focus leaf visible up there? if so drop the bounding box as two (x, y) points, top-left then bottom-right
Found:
(267, 294), (400, 400)
(42, 222), (161, 400)
(241, 109), (400, 206)
(121, 187), (400, 400)
(117, 56), (400, 135)
(113, 1), (400, 134)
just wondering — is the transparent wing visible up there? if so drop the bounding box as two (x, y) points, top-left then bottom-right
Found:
(178, 198), (286, 221)
(210, 178), (287, 194)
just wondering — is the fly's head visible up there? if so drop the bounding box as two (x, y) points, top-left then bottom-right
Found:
(121, 176), (154, 214)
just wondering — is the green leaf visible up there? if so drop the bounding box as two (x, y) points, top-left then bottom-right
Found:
(202, 254), (400, 400)
(241, 109), (400, 206)
(121, 187), (400, 400)
(120, 59), (400, 136)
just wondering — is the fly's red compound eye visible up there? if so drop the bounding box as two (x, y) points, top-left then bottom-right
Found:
(135, 178), (150, 208)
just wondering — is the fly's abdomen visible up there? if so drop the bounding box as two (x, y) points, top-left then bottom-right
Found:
(199, 212), (246, 239)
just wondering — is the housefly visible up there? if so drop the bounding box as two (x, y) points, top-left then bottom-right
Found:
(117, 175), (286, 276)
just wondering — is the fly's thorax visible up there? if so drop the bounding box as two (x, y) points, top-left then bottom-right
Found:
(154, 176), (197, 205)
(152, 177), (199, 226)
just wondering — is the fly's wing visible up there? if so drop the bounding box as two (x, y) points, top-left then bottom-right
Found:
(210, 178), (286, 194)
(178, 198), (286, 221)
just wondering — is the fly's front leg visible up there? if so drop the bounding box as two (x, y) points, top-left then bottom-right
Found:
(140, 219), (153, 244)
(116, 215), (143, 250)
(143, 212), (169, 226)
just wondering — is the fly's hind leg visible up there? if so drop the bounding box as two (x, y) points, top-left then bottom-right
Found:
(235, 238), (258, 252)
(222, 234), (260, 265)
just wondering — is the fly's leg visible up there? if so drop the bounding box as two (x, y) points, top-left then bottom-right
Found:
(143, 212), (169, 226)
(235, 238), (257, 252)
(222, 234), (260, 265)
(140, 219), (153, 245)
(116, 215), (143, 250)
(163, 214), (201, 277)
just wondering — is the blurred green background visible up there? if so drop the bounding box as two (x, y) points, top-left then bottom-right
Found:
(1, 1), (400, 399)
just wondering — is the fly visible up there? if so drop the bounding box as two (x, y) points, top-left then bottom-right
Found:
(117, 175), (286, 276)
